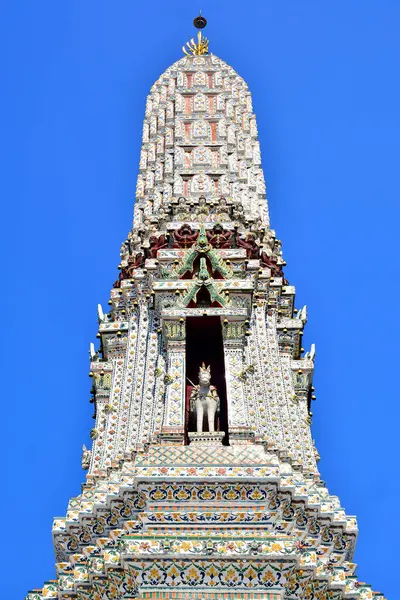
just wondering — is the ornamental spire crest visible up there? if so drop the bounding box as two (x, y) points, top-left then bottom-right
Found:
(183, 13), (209, 56)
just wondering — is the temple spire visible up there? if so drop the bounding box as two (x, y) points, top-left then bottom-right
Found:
(26, 19), (387, 600)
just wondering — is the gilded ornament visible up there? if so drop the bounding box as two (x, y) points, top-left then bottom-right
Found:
(182, 30), (209, 56)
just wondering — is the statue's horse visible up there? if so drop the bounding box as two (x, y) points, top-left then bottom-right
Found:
(190, 363), (220, 433)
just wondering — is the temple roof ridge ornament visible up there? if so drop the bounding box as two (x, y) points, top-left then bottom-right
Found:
(183, 13), (209, 56)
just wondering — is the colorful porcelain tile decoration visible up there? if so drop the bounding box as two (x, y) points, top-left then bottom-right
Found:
(26, 15), (386, 600)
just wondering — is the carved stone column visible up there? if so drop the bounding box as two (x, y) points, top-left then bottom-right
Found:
(159, 319), (186, 444)
(222, 320), (254, 444)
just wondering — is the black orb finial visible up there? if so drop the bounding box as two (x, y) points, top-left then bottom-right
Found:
(194, 13), (207, 29)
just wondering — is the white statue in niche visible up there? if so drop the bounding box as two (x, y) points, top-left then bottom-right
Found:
(190, 363), (220, 433)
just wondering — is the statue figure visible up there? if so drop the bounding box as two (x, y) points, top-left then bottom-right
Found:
(172, 224), (199, 248)
(120, 240), (130, 260)
(236, 232), (259, 258)
(127, 229), (142, 253)
(175, 196), (189, 220)
(206, 223), (232, 248)
(190, 363), (220, 433)
(197, 195), (208, 214)
(232, 202), (245, 223)
(113, 253), (144, 288)
(148, 233), (168, 258)
(260, 251), (283, 276)
(140, 219), (157, 248)
(81, 445), (91, 470)
(215, 196), (231, 221)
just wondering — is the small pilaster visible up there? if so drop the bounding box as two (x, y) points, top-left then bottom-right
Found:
(222, 319), (254, 444)
(160, 319), (186, 444)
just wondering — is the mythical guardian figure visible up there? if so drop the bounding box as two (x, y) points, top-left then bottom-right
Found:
(190, 363), (220, 433)
(81, 445), (91, 470)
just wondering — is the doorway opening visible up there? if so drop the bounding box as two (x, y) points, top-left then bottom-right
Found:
(185, 316), (229, 444)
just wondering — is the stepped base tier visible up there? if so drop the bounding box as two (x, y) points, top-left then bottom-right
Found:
(26, 17), (386, 600)
(28, 446), (384, 600)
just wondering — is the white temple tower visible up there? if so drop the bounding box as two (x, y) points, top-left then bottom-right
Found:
(27, 16), (386, 600)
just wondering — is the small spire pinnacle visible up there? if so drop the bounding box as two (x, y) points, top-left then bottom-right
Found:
(183, 13), (209, 56)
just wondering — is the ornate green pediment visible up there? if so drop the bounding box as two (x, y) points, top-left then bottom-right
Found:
(180, 257), (228, 307)
(176, 225), (233, 280)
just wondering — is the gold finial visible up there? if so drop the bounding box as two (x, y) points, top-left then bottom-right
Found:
(183, 13), (209, 56)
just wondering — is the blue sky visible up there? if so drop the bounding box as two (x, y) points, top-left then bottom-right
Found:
(1, 1), (399, 598)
